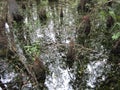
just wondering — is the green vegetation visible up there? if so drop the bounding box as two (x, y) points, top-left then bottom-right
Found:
(24, 41), (41, 59)
(0, 0), (120, 90)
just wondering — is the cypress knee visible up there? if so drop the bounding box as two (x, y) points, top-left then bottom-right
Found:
(107, 0), (113, 7)
(77, 0), (86, 13)
(66, 39), (75, 68)
(81, 0), (87, 12)
(77, 0), (91, 13)
(106, 15), (114, 30)
(38, 9), (47, 21)
(60, 7), (63, 18)
(33, 57), (46, 83)
(83, 15), (91, 36)
(8, 0), (23, 22)
(111, 39), (120, 55)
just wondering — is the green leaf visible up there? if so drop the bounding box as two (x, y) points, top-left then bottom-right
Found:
(112, 32), (120, 40)
(116, 22), (120, 26)
(99, 11), (106, 20)
(109, 11), (116, 21)
(24, 41), (41, 57)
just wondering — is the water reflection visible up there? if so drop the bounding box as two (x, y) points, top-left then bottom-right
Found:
(1, 72), (17, 83)
(45, 67), (73, 90)
(32, 1), (111, 89)
(87, 60), (107, 88)
(0, 0), (115, 90)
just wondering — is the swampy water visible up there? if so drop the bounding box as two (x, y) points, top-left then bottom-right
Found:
(0, 0), (120, 90)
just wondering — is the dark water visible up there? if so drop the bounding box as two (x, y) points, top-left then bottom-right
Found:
(30, 1), (110, 90)
(1, 0), (119, 90)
